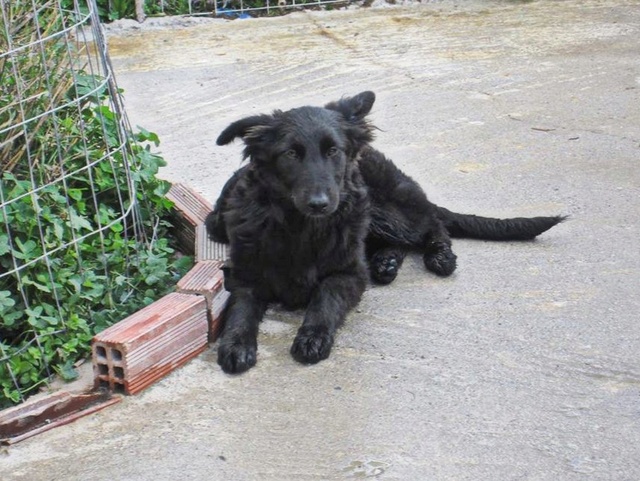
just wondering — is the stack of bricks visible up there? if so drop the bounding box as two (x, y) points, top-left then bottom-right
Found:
(92, 183), (229, 396)
(177, 260), (229, 341)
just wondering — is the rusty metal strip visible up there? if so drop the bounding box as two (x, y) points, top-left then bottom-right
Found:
(0, 392), (121, 445)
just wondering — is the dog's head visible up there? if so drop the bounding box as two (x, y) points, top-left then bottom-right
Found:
(216, 91), (375, 217)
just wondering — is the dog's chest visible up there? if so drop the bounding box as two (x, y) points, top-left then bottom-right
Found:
(263, 221), (337, 272)
(257, 220), (350, 304)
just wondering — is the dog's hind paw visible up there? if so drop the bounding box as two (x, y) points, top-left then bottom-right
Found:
(370, 248), (405, 285)
(423, 242), (457, 277)
(290, 325), (334, 365)
(217, 337), (257, 374)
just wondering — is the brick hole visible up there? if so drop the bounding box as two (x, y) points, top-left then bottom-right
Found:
(98, 364), (109, 375)
(96, 346), (107, 359)
(113, 383), (125, 394)
(113, 366), (124, 379)
(111, 349), (123, 361)
(98, 379), (110, 389)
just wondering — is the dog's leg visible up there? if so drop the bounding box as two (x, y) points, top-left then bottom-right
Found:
(360, 147), (458, 277)
(205, 166), (248, 244)
(217, 288), (267, 374)
(205, 209), (228, 244)
(370, 247), (407, 284)
(422, 220), (458, 277)
(366, 236), (407, 284)
(290, 273), (366, 364)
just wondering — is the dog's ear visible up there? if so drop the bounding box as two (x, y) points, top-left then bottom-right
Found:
(326, 92), (376, 153)
(216, 114), (275, 146)
(325, 91), (376, 121)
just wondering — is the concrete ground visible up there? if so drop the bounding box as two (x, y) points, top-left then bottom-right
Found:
(3, 1), (640, 479)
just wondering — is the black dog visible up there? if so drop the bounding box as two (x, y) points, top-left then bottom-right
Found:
(205, 91), (564, 374)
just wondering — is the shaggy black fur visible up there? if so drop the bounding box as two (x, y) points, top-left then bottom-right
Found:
(206, 91), (565, 374)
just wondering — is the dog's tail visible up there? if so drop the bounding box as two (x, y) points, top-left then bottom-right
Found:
(436, 206), (566, 241)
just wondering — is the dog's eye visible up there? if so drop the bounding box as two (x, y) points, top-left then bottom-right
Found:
(285, 149), (299, 160)
(326, 146), (339, 157)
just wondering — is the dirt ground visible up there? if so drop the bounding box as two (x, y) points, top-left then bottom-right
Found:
(3, 1), (640, 480)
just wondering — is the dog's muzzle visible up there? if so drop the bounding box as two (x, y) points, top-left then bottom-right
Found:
(306, 193), (330, 216)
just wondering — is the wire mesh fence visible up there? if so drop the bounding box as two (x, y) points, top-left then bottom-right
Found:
(0, 0), (186, 408)
(212, 0), (351, 17)
(146, 0), (352, 19)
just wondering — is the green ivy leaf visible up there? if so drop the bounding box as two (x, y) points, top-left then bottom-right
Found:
(53, 220), (65, 240)
(67, 188), (84, 201)
(69, 210), (93, 231)
(3, 387), (21, 404)
(14, 238), (37, 258)
(22, 276), (52, 293)
(0, 291), (16, 309)
(136, 126), (160, 146)
(55, 361), (79, 382)
(0, 310), (23, 327)
(0, 235), (10, 256)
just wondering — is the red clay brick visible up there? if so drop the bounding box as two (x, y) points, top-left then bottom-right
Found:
(177, 261), (230, 341)
(166, 182), (211, 225)
(195, 223), (227, 262)
(92, 293), (208, 395)
(166, 183), (212, 255)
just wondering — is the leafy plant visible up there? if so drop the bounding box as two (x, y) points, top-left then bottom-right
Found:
(62, 0), (340, 22)
(0, 1), (192, 408)
(106, 0), (136, 20)
(148, 0), (195, 16)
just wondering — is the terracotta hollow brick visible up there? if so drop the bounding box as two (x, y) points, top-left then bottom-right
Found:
(177, 260), (230, 341)
(166, 183), (213, 255)
(196, 224), (227, 262)
(166, 183), (211, 225)
(92, 292), (208, 395)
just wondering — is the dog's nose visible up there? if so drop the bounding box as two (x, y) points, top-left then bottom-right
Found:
(307, 194), (330, 214)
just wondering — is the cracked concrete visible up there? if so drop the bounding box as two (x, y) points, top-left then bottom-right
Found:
(2, 1), (639, 479)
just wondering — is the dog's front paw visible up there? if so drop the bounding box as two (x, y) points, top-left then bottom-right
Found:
(423, 242), (457, 277)
(370, 249), (404, 285)
(290, 325), (334, 365)
(217, 336), (257, 374)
